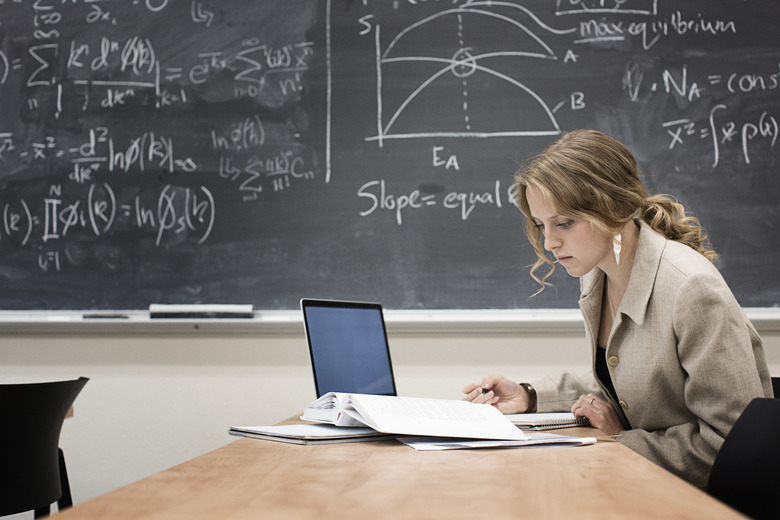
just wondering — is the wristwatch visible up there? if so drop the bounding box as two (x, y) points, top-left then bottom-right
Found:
(519, 382), (537, 413)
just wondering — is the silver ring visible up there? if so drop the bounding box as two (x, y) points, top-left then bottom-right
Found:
(590, 398), (595, 405)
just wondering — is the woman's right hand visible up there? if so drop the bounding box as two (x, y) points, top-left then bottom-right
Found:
(461, 375), (530, 414)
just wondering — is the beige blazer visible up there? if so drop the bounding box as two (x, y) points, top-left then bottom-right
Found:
(533, 220), (772, 489)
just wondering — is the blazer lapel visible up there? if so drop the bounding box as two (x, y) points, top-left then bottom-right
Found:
(579, 268), (604, 348)
(621, 221), (666, 327)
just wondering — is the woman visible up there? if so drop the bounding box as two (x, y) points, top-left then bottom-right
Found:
(463, 130), (772, 489)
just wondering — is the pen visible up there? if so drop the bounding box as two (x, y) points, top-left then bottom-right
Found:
(83, 314), (129, 319)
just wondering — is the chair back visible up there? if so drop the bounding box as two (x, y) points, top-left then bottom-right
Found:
(707, 397), (780, 520)
(0, 377), (88, 517)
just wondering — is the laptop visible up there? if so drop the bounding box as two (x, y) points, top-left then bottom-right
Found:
(301, 298), (397, 397)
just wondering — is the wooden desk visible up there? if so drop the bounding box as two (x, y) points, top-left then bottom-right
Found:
(57, 424), (743, 519)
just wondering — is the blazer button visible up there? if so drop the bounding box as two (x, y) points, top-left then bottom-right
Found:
(607, 355), (619, 367)
(619, 400), (628, 411)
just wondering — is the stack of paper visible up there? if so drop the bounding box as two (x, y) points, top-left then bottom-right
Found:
(229, 424), (391, 445)
(397, 431), (596, 450)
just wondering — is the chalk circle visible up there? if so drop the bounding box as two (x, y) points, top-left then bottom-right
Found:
(450, 48), (477, 78)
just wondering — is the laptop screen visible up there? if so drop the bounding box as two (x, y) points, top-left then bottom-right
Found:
(301, 299), (396, 397)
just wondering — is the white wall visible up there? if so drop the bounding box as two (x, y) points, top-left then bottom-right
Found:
(2, 326), (778, 510)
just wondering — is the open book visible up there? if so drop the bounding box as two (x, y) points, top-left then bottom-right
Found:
(506, 412), (590, 431)
(301, 392), (529, 441)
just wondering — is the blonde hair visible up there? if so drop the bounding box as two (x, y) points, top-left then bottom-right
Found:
(515, 130), (717, 292)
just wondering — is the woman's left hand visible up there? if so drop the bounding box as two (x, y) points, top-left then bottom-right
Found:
(572, 394), (623, 436)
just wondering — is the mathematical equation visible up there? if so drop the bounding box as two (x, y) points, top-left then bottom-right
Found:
(0, 1), (318, 195)
(2, 120), (314, 183)
(627, 63), (780, 166)
(358, 179), (517, 225)
(1, 182), (215, 272)
(0, 1), (323, 279)
(0, 1), (313, 105)
(663, 107), (778, 168)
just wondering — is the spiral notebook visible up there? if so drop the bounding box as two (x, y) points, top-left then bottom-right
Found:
(506, 412), (590, 431)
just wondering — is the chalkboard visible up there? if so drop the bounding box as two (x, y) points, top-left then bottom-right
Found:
(0, 0), (778, 311)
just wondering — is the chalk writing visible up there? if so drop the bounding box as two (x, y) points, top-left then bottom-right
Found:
(0, 0), (777, 310)
(0, 1), (318, 275)
(2, 183), (214, 247)
(358, 179), (511, 225)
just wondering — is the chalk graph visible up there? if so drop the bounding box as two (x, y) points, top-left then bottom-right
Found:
(366, 2), (577, 146)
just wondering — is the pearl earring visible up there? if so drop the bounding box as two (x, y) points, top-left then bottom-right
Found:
(613, 233), (622, 265)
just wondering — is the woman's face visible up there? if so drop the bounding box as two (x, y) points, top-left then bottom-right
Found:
(525, 185), (612, 278)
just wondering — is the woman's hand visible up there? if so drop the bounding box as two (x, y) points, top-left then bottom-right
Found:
(462, 375), (530, 414)
(572, 393), (623, 436)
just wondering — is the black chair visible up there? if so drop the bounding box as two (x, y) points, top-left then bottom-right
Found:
(0, 377), (88, 518)
(771, 377), (780, 399)
(707, 398), (780, 520)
